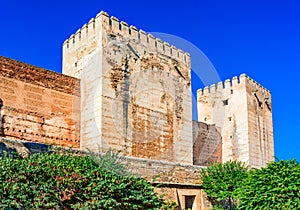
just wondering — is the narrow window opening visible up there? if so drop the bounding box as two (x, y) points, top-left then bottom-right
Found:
(223, 99), (229, 106)
(184, 195), (195, 209)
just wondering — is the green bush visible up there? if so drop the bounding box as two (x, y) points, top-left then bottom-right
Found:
(199, 161), (249, 210)
(238, 159), (300, 209)
(88, 149), (132, 176)
(161, 200), (179, 210)
(0, 151), (164, 209)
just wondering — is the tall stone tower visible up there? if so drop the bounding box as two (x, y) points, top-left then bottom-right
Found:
(62, 11), (193, 164)
(197, 74), (274, 168)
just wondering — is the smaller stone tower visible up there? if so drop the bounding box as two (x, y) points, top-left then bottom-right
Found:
(197, 74), (274, 168)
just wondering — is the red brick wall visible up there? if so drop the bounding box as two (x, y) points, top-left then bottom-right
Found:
(0, 56), (80, 148)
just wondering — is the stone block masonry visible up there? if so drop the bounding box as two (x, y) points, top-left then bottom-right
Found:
(63, 11), (193, 164)
(0, 56), (80, 148)
(193, 121), (222, 165)
(197, 74), (274, 167)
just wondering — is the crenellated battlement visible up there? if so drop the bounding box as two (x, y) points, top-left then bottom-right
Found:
(245, 74), (271, 96)
(63, 11), (105, 47)
(197, 74), (271, 97)
(197, 74), (245, 96)
(63, 11), (190, 66)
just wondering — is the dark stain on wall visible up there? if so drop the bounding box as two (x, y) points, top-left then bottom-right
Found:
(0, 98), (3, 137)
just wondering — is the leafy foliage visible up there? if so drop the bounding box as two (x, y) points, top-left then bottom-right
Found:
(161, 200), (179, 210)
(0, 150), (164, 209)
(199, 161), (249, 209)
(88, 149), (132, 177)
(238, 159), (300, 209)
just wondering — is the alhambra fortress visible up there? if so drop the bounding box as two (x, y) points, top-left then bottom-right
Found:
(0, 11), (274, 209)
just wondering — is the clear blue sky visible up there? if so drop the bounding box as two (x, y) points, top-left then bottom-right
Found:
(0, 0), (299, 161)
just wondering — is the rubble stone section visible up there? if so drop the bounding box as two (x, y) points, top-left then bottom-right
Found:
(197, 74), (274, 168)
(0, 57), (80, 148)
(193, 121), (222, 165)
(63, 11), (193, 164)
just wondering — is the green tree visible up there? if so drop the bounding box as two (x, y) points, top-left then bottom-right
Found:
(200, 161), (249, 209)
(238, 159), (300, 209)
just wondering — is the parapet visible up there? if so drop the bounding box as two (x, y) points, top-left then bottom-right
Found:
(0, 56), (80, 96)
(63, 11), (191, 66)
(197, 74), (271, 97)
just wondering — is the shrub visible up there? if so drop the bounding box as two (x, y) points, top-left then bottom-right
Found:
(238, 159), (300, 209)
(199, 161), (249, 209)
(161, 200), (179, 210)
(0, 151), (164, 209)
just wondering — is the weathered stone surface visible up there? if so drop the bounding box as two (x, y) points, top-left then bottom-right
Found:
(0, 56), (80, 96)
(63, 12), (193, 164)
(0, 57), (80, 148)
(197, 74), (274, 168)
(193, 121), (222, 165)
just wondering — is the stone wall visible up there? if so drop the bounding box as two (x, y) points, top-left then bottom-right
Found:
(122, 156), (212, 209)
(0, 56), (80, 148)
(245, 76), (274, 168)
(193, 121), (222, 165)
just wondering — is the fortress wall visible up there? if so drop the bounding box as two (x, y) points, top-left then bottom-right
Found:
(0, 56), (79, 95)
(192, 121), (222, 165)
(245, 76), (274, 168)
(100, 12), (193, 163)
(123, 156), (202, 184)
(0, 57), (80, 148)
(121, 156), (212, 209)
